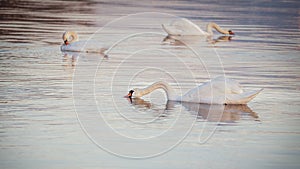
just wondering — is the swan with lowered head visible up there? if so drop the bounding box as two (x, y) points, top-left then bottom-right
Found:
(162, 18), (234, 36)
(127, 76), (262, 105)
(61, 31), (107, 54)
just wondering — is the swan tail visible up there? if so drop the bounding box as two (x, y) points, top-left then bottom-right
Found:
(226, 89), (263, 104)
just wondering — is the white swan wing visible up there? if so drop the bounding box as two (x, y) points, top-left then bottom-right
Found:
(181, 87), (262, 105)
(225, 89), (263, 104)
(180, 90), (225, 104)
(180, 77), (248, 104)
(162, 18), (207, 36)
(180, 82), (226, 104)
(210, 76), (244, 94)
(162, 24), (184, 36)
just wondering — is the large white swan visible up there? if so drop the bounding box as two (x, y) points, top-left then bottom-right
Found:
(61, 31), (107, 54)
(162, 18), (235, 36)
(127, 76), (262, 105)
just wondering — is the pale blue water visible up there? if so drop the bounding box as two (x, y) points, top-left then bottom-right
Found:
(0, 0), (299, 169)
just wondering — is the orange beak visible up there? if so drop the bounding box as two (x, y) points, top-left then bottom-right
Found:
(126, 90), (134, 98)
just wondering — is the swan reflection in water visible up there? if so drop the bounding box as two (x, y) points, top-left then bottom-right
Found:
(180, 101), (259, 123)
(62, 51), (80, 67)
(127, 97), (259, 123)
(162, 35), (233, 46)
(62, 51), (108, 67)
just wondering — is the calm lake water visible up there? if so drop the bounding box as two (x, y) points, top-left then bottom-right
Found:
(0, 0), (300, 168)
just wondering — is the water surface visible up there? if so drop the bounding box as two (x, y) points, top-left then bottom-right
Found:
(0, 0), (299, 169)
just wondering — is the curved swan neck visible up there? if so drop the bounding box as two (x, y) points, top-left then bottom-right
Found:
(206, 22), (229, 35)
(62, 31), (78, 44)
(134, 81), (177, 100)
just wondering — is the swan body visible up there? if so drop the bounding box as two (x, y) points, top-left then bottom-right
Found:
(61, 31), (107, 54)
(162, 18), (234, 36)
(128, 76), (262, 105)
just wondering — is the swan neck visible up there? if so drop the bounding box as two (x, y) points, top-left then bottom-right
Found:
(207, 22), (228, 35)
(136, 81), (177, 100)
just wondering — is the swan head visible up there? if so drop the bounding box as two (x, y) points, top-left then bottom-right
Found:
(62, 31), (78, 45)
(228, 30), (235, 35)
(127, 90), (134, 98)
(127, 88), (144, 98)
(207, 23), (235, 35)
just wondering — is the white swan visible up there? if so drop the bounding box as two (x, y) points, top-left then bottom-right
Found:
(61, 31), (107, 54)
(162, 18), (235, 36)
(127, 76), (262, 105)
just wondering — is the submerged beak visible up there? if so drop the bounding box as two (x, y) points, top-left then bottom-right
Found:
(124, 92), (132, 98)
(125, 93), (131, 98)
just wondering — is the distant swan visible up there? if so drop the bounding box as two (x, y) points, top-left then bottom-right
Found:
(162, 18), (235, 36)
(127, 76), (262, 105)
(61, 31), (107, 54)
